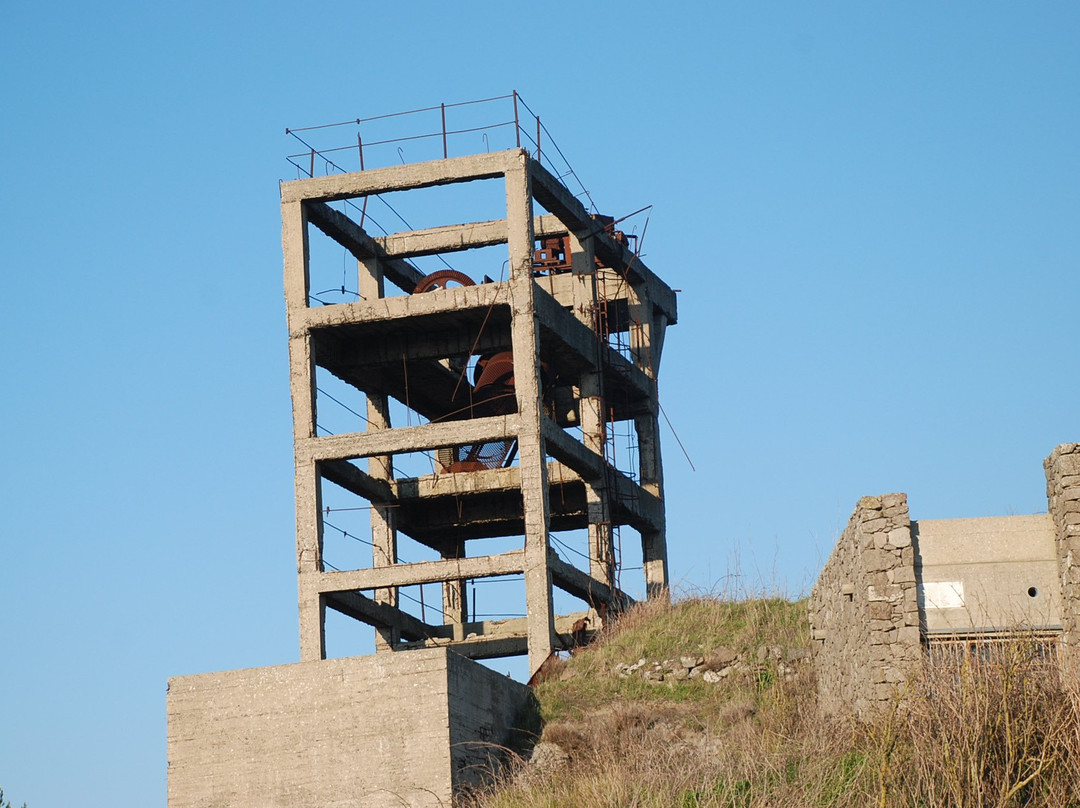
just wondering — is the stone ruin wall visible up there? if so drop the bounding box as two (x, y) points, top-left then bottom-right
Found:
(1046, 443), (1080, 650)
(808, 493), (921, 717)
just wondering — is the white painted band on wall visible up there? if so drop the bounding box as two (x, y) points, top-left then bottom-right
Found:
(921, 581), (965, 609)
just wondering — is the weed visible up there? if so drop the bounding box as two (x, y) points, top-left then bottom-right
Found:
(465, 597), (1080, 808)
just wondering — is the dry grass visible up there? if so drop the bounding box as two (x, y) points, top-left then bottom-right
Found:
(464, 596), (1080, 808)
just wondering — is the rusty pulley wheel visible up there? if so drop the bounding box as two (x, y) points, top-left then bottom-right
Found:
(411, 269), (475, 293)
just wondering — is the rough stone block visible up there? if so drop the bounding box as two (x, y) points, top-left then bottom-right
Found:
(864, 550), (894, 573)
(897, 626), (920, 645)
(890, 566), (916, 584)
(887, 527), (912, 548)
(1053, 454), (1080, 476)
(869, 602), (892, 620)
(884, 667), (907, 683)
(861, 517), (887, 534)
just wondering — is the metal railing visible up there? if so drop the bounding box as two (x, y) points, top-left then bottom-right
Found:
(284, 91), (598, 214)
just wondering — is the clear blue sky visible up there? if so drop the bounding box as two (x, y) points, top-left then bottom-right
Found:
(2, 2), (1077, 806)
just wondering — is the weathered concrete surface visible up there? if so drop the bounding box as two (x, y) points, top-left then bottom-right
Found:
(166, 649), (532, 808)
(914, 514), (1061, 632)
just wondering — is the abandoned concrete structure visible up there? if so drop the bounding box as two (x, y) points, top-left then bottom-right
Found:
(280, 145), (675, 679)
(167, 97), (677, 807)
(809, 443), (1080, 717)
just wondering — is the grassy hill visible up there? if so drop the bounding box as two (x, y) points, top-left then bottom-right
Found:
(466, 596), (1080, 808)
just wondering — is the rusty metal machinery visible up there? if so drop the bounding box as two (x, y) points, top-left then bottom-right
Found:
(532, 213), (635, 275)
(411, 268), (558, 473)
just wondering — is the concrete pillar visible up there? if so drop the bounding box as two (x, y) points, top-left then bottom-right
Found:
(637, 410), (668, 598)
(357, 256), (400, 652)
(567, 230), (597, 328)
(506, 152), (555, 676)
(282, 199), (326, 660)
(627, 281), (653, 376)
(441, 538), (468, 640)
(367, 394), (400, 651)
(630, 276), (669, 599)
(566, 230), (615, 598)
(581, 373), (615, 593)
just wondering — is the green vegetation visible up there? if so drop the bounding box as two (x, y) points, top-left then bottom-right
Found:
(466, 596), (1080, 808)
(532, 596), (808, 725)
(0, 785), (26, 808)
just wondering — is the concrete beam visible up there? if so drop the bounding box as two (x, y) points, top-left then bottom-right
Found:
(319, 349), (476, 425)
(376, 219), (508, 258)
(538, 418), (661, 530)
(534, 285), (653, 401)
(324, 590), (445, 643)
(313, 315), (510, 368)
(541, 417), (605, 482)
(609, 472), (665, 534)
(430, 634), (530, 659)
(320, 459), (394, 503)
(305, 551), (525, 593)
(404, 611), (598, 659)
(327, 592), (597, 658)
(457, 610), (594, 640)
(306, 202), (424, 293)
(294, 281), (508, 335)
(300, 415), (519, 461)
(280, 150), (516, 204)
(548, 552), (632, 609)
(396, 461), (581, 499)
(379, 214), (564, 260)
(330, 461), (581, 505)
(533, 284), (597, 369)
(527, 158), (677, 324)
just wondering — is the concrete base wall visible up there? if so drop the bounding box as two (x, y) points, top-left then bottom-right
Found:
(167, 649), (533, 808)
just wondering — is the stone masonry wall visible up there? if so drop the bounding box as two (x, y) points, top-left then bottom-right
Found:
(1046, 443), (1080, 650)
(809, 493), (921, 717)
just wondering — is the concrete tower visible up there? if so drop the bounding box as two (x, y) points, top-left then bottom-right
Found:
(281, 145), (677, 678)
